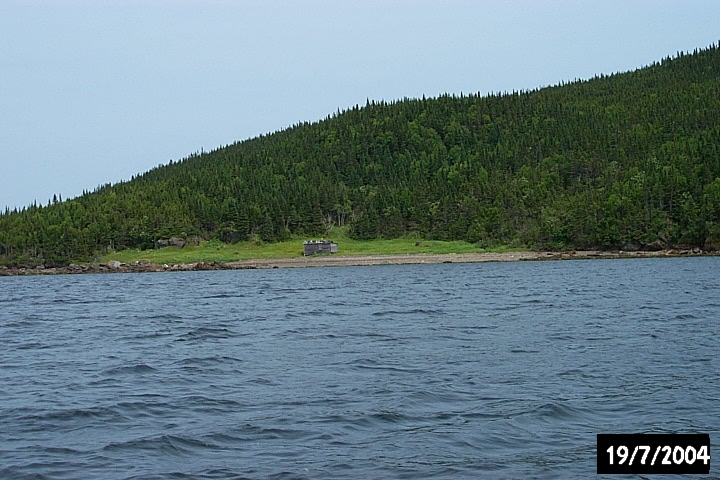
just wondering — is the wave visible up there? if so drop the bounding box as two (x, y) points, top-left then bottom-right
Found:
(102, 364), (157, 376)
(203, 293), (246, 299)
(16, 405), (128, 430)
(144, 313), (184, 321)
(103, 434), (211, 455)
(371, 308), (444, 317)
(175, 327), (235, 341)
(510, 401), (593, 427)
(174, 356), (242, 367)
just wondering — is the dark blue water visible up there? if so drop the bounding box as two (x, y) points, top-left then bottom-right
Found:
(1, 257), (718, 479)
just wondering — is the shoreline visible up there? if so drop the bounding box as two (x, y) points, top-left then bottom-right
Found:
(0, 248), (717, 276)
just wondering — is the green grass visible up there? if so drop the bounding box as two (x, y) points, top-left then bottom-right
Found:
(101, 228), (521, 265)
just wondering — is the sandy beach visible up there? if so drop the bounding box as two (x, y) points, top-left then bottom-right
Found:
(223, 248), (709, 269)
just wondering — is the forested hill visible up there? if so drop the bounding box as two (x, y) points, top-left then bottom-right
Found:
(3, 45), (720, 266)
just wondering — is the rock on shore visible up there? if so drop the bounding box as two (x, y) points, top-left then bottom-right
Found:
(0, 260), (240, 276)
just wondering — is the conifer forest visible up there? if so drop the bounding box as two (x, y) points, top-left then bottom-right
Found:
(2, 45), (720, 266)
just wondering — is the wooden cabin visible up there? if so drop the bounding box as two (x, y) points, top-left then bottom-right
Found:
(303, 240), (338, 256)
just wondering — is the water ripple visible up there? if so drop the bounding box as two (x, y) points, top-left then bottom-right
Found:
(1, 257), (718, 478)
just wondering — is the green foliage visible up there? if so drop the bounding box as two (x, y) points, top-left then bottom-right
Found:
(3, 44), (720, 266)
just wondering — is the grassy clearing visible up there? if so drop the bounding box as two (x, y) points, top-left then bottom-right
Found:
(102, 228), (520, 265)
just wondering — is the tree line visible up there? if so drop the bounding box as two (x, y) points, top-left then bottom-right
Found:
(2, 44), (720, 266)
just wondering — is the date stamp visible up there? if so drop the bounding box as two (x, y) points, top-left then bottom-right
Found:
(597, 433), (710, 474)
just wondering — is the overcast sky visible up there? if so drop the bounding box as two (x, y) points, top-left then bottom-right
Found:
(2, 0), (719, 211)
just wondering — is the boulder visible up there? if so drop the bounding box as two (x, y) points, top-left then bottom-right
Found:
(169, 237), (186, 248)
(156, 237), (187, 248)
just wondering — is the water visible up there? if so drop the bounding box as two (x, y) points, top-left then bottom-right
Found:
(1, 257), (718, 479)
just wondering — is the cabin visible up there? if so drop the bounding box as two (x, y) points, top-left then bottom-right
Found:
(303, 240), (338, 256)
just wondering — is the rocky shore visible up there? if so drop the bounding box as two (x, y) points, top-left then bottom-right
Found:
(0, 248), (716, 276)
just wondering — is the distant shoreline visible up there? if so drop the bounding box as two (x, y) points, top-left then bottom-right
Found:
(1, 248), (717, 276)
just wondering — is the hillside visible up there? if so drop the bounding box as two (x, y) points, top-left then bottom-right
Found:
(2, 44), (720, 267)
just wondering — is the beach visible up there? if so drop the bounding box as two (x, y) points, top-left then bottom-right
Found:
(0, 248), (714, 276)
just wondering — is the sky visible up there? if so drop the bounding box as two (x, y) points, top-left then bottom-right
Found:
(1, 0), (719, 211)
